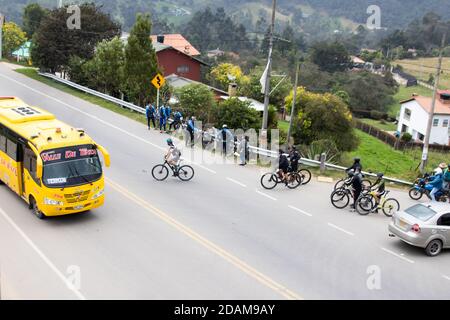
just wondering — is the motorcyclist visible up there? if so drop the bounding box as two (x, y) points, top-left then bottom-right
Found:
(443, 164), (450, 190)
(428, 164), (446, 201)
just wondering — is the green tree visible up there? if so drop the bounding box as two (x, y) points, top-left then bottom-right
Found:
(175, 83), (216, 124)
(209, 63), (249, 91)
(1, 22), (27, 57)
(285, 87), (358, 151)
(31, 4), (120, 73)
(124, 13), (159, 107)
(213, 97), (260, 130)
(22, 3), (48, 38)
(87, 37), (125, 96)
(310, 41), (351, 73)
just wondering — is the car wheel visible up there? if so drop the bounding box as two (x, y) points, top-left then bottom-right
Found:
(425, 239), (443, 257)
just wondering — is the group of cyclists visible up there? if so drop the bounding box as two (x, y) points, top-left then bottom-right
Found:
(277, 146), (301, 183)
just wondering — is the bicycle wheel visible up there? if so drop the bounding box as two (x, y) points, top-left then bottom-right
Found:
(299, 169), (312, 185)
(362, 179), (372, 189)
(408, 188), (423, 200)
(356, 195), (374, 216)
(382, 198), (400, 217)
(261, 173), (278, 190)
(334, 179), (346, 190)
(178, 165), (195, 181)
(152, 164), (169, 181)
(331, 190), (350, 209)
(286, 173), (301, 189)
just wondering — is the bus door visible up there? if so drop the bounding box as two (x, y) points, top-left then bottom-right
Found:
(21, 143), (40, 200)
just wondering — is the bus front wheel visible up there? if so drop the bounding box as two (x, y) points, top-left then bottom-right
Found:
(30, 197), (46, 220)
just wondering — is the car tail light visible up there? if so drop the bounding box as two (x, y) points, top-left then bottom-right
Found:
(411, 224), (421, 233)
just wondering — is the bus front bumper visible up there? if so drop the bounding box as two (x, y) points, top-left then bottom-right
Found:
(41, 195), (105, 217)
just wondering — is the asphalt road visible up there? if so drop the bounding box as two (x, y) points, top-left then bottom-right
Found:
(0, 63), (449, 300)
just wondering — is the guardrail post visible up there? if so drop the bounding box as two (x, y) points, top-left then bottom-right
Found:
(320, 153), (326, 174)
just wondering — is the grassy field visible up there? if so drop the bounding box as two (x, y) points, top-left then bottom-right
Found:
(387, 85), (433, 117)
(15, 68), (147, 126)
(394, 57), (450, 90)
(345, 130), (448, 181)
(359, 118), (397, 131)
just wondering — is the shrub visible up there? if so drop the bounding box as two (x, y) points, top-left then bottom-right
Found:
(401, 132), (412, 143)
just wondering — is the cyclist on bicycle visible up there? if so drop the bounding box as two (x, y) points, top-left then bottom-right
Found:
(349, 169), (363, 209)
(288, 146), (300, 172)
(371, 172), (386, 212)
(346, 157), (362, 174)
(165, 138), (181, 172)
(278, 149), (289, 183)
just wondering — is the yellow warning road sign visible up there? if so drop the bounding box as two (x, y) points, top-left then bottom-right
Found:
(151, 73), (165, 89)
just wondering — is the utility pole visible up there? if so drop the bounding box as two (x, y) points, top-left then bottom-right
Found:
(287, 61), (300, 145)
(420, 32), (447, 173)
(0, 13), (4, 61)
(261, 0), (276, 131)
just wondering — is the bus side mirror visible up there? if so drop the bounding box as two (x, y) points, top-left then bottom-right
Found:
(96, 145), (110, 167)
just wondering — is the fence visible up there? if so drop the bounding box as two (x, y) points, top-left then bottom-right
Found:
(354, 119), (450, 153)
(38, 72), (414, 186)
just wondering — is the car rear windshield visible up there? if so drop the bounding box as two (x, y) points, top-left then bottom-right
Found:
(405, 204), (437, 221)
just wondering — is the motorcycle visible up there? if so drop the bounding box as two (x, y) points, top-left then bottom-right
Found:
(409, 174), (449, 202)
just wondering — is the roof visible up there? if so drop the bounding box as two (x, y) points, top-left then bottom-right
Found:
(351, 56), (365, 64)
(150, 34), (200, 56)
(219, 96), (265, 112)
(401, 91), (450, 115)
(165, 74), (228, 96)
(153, 42), (208, 66)
(0, 97), (95, 151)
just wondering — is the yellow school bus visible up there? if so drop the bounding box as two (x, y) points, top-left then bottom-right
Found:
(0, 97), (110, 219)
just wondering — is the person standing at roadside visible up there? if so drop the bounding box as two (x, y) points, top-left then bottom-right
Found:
(145, 102), (156, 130)
(159, 105), (167, 133)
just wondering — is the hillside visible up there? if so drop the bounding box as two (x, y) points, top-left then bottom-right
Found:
(394, 57), (450, 90)
(2, 0), (450, 32)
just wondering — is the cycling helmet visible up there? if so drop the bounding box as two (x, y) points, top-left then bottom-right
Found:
(348, 169), (355, 177)
(354, 157), (361, 162)
(377, 172), (384, 178)
(166, 138), (173, 145)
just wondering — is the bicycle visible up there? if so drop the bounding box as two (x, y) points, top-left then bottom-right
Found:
(334, 175), (372, 190)
(330, 184), (370, 209)
(260, 170), (302, 190)
(355, 190), (400, 217)
(152, 160), (194, 182)
(289, 165), (312, 185)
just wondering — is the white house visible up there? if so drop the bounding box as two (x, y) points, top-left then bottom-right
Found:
(397, 90), (450, 145)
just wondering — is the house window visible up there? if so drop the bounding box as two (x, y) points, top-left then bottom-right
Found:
(404, 108), (411, 120)
(443, 119), (449, 127)
(418, 133), (425, 141)
(177, 65), (190, 73)
(433, 118), (439, 127)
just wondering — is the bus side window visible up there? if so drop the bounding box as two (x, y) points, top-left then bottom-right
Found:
(0, 131), (6, 153)
(6, 138), (17, 161)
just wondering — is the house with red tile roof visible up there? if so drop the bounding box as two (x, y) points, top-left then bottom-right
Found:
(150, 34), (200, 56)
(397, 90), (450, 145)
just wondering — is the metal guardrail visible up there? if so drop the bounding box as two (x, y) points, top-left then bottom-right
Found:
(39, 72), (145, 114)
(39, 72), (414, 187)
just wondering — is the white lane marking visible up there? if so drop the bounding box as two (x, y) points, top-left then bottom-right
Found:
(256, 190), (277, 201)
(327, 223), (355, 236)
(0, 74), (219, 176)
(0, 207), (86, 300)
(442, 275), (450, 281)
(227, 177), (247, 188)
(288, 205), (312, 217)
(381, 248), (414, 264)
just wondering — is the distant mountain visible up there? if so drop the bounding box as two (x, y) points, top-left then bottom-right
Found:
(1, 0), (450, 32)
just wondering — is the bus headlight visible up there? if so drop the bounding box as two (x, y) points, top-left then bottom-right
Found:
(44, 197), (63, 206)
(92, 189), (104, 200)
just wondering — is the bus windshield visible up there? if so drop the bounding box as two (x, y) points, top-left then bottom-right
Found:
(41, 145), (102, 188)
